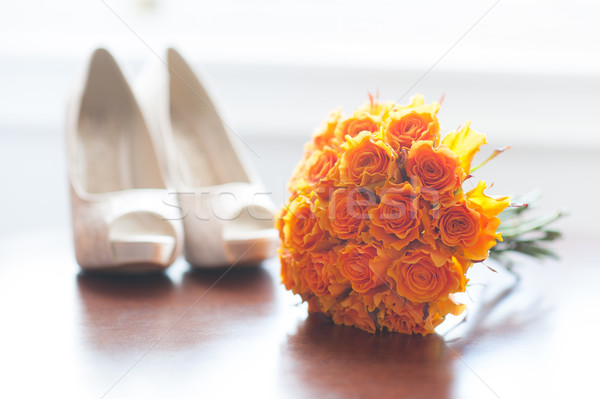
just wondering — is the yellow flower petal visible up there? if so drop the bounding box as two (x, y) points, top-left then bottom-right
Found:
(407, 94), (425, 108)
(462, 181), (511, 260)
(467, 181), (511, 218)
(442, 121), (487, 173)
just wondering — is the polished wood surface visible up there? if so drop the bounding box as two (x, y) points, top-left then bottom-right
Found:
(0, 135), (598, 398)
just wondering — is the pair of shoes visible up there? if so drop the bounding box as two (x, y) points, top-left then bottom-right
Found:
(67, 48), (277, 273)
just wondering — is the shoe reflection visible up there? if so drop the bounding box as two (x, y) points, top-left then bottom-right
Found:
(76, 271), (175, 300)
(76, 263), (276, 353)
(76, 272), (177, 352)
(181, 264), (275, 298)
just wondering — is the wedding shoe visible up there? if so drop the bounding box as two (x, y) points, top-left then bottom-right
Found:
(135, 48), (277, 268)
(67, 48), (183, 273)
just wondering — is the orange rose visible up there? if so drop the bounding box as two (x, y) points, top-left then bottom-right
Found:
(307, 283), (351, 315)
(361, 285), (390, 312)
(300, 250), (336, 297)
(288, 158), (308, 194)
(381, 104), (440, 152)
(411, 239), (465, 270)
(305, 147), (338, 185)
(388, 251), (466, 303)
(435, 201), (481, 248)
(288, 147), (338, 194)
(280, 249), (303, 294)
(330, 293), (376, 333)
(287, 169), (302, 195)
(377, 294), (431, 335)
(405, 141), (464, 202)
(312, 178), (337, 202)
(310, 108), (342, 150)
(334, 113), (379, 141)
(306, 294), (347, 315)
(337, 243), (388, 293)
(282, 195), (336, 253)
(369, 182), (421, 249)
(322, 187), (376, 240)
(338, 131), (396, 186)
(275, 206), (288, 242)
(289, 109), (342, 193)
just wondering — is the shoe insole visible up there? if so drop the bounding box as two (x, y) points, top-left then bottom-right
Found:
(168, 58), (250, 188)
(77, 52), (165, 194)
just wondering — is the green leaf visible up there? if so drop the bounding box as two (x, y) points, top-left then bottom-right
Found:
(490, 190), (565, 269)
(498, 210), (565, 237)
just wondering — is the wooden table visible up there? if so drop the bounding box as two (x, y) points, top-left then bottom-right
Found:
(0, 134), (597, 398)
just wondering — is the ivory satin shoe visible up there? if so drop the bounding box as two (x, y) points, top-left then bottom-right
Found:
(135, 48), (277, 268)
(67, 48), (183, 273)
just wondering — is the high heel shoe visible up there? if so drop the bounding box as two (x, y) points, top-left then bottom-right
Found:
(135, 48), (277, 268)
(66, 48), (183, 273)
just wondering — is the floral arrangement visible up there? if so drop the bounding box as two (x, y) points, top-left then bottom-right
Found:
(276, 94), (561, 335)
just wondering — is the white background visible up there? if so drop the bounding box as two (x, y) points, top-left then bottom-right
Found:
(1, 0), (599, 147)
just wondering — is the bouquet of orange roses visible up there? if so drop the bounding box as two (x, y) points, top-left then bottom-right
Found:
(276, 94), (561, 335)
